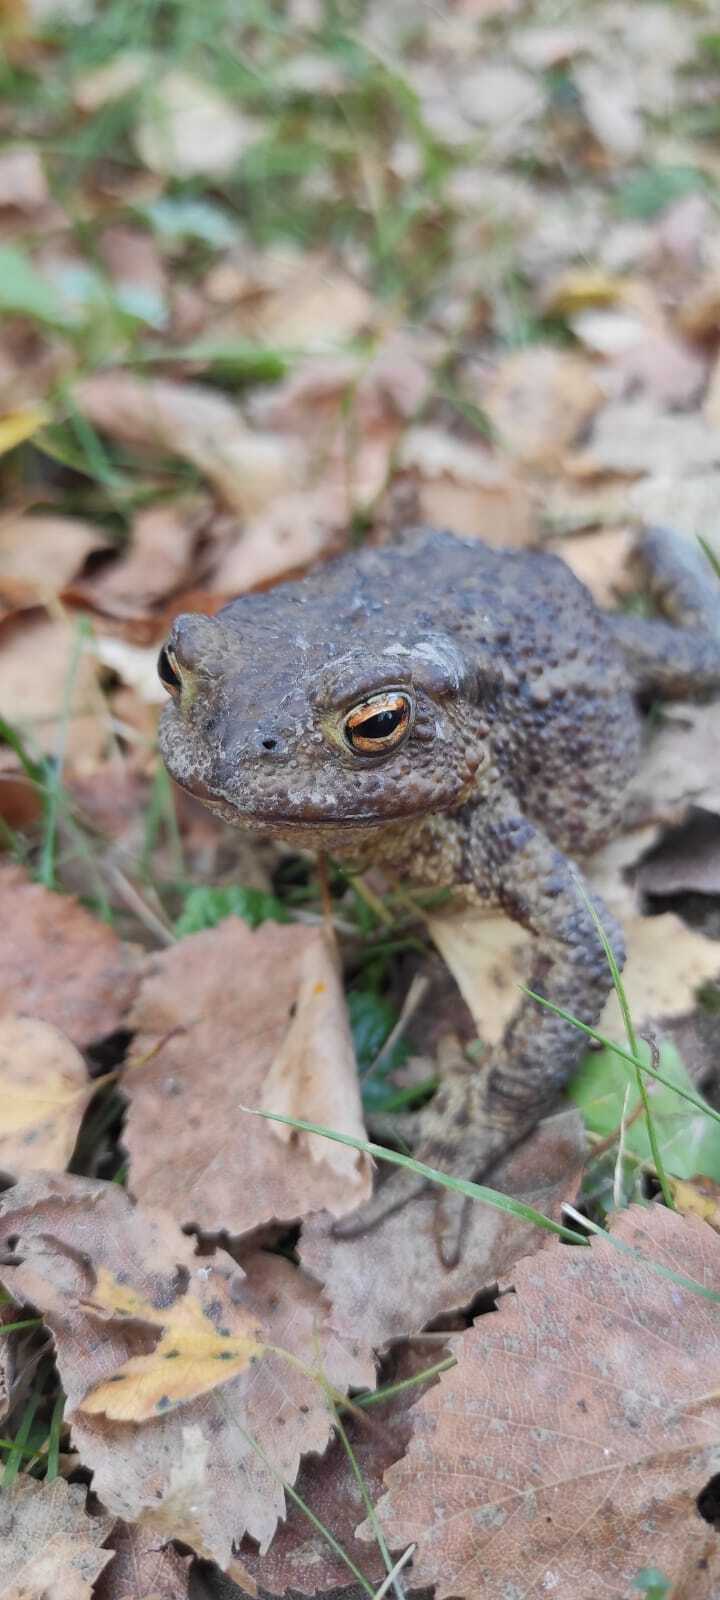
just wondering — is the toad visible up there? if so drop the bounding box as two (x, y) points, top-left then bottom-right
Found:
(158, 526), (720, 1263)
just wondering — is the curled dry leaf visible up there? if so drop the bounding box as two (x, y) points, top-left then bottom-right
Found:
(0, 1174), (374, 1567)
(134, 70), (261, 179)
(94, 1522), (192, 1600)
(369, 1205), (720, 1600)
(74, 374), (303, 518)
(0, 1014), (96, 1178)
(300, 1110), (585, 1350)
(0, 866), (141, 1047)
(0, 512), (110, 615)
(483, 346), (603, 468)
(0, 1476), (113, 1600)
(124, 918), (371, 1235)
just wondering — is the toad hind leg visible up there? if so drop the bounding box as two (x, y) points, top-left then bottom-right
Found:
(609, 526), (720, 697)
(334, 804), (622, 1267)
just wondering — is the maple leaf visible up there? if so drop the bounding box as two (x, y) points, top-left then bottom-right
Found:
(370, 1205), (720, 1599)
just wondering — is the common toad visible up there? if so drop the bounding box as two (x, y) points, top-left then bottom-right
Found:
(158, 526), (720, 1262)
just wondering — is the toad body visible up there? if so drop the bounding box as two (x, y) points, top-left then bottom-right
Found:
(159, 526), (720, 1262)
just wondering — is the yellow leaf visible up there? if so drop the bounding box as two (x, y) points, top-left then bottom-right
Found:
(540, 269), (628, 317)
(80, 1269), (264, 1420)
(0, 405), (48, 456)
(0, 1016), (96, 1176)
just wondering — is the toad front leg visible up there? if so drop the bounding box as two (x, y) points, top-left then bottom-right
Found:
(334, 805), (623, 1266)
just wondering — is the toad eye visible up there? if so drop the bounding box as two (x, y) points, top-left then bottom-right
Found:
(157, 644), (182, 697)
(343, 692), (412, 755)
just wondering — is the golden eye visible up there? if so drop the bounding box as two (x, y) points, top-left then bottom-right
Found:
(343, 692), (412, 755)
(157, 644), (182, 697)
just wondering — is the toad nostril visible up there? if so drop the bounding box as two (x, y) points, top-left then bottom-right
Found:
(262, 737), (278, 751)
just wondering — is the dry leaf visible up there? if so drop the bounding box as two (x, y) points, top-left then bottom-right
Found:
(0, 1477), (112, 1600)
(0, 1174), (374, 1567)
(124, 918), (371, 1235)
(0, 1014), (96, 1177)
(262, 928), (370, 1184)
(0, 613), (107, 767)
(574, 60), (642, 159)
(300, 1110), (585, 1350)
(72, 52), (148, 113)
(94, 1522), (192, 1600)
(238, 1346), (431, 1596)
(549, 527), (634, 607)
(0, 146), (48, 211)
(568, 400), (720, 478)
(670, 1176), (720, 1232)
(74, 374), (302, 517)
(625, 702), (720, 829)
(0, 512), (109, 612)
(0, 866), (141, 1047)
(0, 406), (49, 458)
(134, 71), (260, 178)
(398, 426), (534, 547)
(235, 255), (372, 348)
(369, 1205), (720, 1599)
(426, 896), (719, 1049)
(79, 498), (209, 618)
(483, 347), (603, 467)
(212, 487), (345, 595)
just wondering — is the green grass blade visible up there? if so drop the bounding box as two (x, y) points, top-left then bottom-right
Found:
(2, 1391), (40, 1487)
(521, 988), (720, 1125)
(243, 1108), (589, 1244)
(570, 872), (674, 1209)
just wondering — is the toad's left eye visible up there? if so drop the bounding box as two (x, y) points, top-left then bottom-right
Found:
(343, 692), (412, 755)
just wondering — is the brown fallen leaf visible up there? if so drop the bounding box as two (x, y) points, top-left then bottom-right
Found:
(239, 1344), (433, 1596)
(624, 702), (720, 830)
(212, 487), (346, 596)
(73, 374), (303, 518)
(483, 346), (603, 468)
(549, 527), (634, 607)
(567, 399), (720, 478)
(398, 426), (534, 547)
(0, 866), (141, 1047)
(426, 899), (720, 1048)
(77, 497), (211, 619)
(574, 59), (642, 160)
(0, 512), (109, 615)
(233, 254), (373, 348)
(0, 1014), (96, 1177)
(369, 1204), (720, 1599)
(300, 1110), (585, 1350)
(0, 612), (108, 768)
(0, 1476), (113, 1600)
(124, 918), (371, 1235)
(0, 1174), (374, 1567)
(0, 145), (48, 211)
(94, 1522), (192, 1600)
